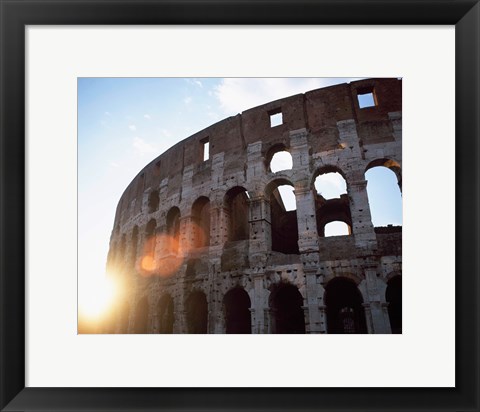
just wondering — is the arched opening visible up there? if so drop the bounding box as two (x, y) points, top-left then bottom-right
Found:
(134, 297), (149, 334)
(148, 190), (160, 213)
(157, 294), (174, 334)
(225, 187), (250, 241)
(316, 198), (352, 237)
(314, 169), (347, 199)
(191, 197), (210, 248)
(166, 207), (181, 254)
(186, 291), (208, 334)
(324, 221), (351, 237)
(386, 275), (402, 334)
(145, 219), (157, 259)
(269, 151), (293, 173)
(267, 180), (299, 254)
(118, 301), (130, 333)
(365, 161), (402, 228)
(324, 277), (367, 334)
(223, 288), (251, 334)
(314, 168), (352, 237)
(130, 226), (138, 267)
(269, 284), (305, 334)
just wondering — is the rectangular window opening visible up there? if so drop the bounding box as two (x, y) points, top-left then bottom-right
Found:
(200, 137), (210, 161)
(357, 87), (377, 109)
(269, 109), (283, 127)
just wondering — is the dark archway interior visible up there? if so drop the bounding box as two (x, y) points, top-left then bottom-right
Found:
(134, 297), (149, 334)
(130, 226), (138, 266)
(148, 190), (160, 213)
(192, 197), (210, 248)
(270, 284), (305, 334)
(270, 187), (299, 254)
(158, 294), (174, 334)
(186, 291), (208, 333)
(316, 196), (352, 237)
(227, 187), (249, 241)
(224, 288), (251, 334)
(386, 275), (402, 334)
(325, 278), (367, 334)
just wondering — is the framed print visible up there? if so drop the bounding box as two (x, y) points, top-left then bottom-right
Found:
(1, 1), (479, 411)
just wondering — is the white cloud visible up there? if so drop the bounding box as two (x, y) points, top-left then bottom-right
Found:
(184, 96), (192, 105)
(214, 78), (362, 115)
(143, 114), (151, 120)
(104, 111), (111, 116)
(132, 137), (157, 156)
(128, 124), (137, 131)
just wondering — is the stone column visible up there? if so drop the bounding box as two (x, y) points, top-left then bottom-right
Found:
(388, 111), (402, 142)
(248, 195), (272, 254)
(304, 271), (323, 333)
(210, 204), (229, 248)
(348, 179), (377, 252)
(295, 187), (319, 253)
(362, 263), (391, 334)
(252, 273), (268, 334)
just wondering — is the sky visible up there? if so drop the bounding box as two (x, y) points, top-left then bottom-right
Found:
(78, 78), (402, 319)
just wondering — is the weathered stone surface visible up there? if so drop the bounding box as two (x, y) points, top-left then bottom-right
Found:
(106, 78), (402, 334)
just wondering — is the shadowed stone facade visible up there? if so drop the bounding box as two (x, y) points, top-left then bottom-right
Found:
(106, 78), (402, 334)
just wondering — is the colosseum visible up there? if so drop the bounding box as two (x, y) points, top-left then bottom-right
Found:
(105, 78), (402, 334)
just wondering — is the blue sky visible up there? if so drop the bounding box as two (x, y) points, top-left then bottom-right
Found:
(78, 78), (402, 317)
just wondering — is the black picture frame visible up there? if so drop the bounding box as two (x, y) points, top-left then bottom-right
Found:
(1, 1), (479, 411)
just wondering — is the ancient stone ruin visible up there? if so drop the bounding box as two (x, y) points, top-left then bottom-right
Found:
(106, 78), (402, 334)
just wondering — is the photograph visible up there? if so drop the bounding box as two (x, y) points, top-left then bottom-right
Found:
(78, 77), (402, 334)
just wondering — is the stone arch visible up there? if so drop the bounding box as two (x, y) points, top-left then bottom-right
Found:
(365, 158), (402, 191)
(311, 164), (348, 189)
(191, 196), (210, 248)
(265, 178), (299, 255)
(185, 290), (208, 333)
(224, 186), (250, 241)
(223, 287), (251, 334)
(166, 206), (181, 254)
(316, 198), (352, 237)
(157, 294), (174, 334)
(386, 275), (402, 334)
(324, 277), (367, 334)
(265, 143), (292, 173)
(312, 166), (352, 237)
(365, 159), (402, 227)
(269, 283), (305, 334)
(134, 296), (149, 334)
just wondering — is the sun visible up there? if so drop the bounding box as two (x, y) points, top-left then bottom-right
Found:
(79, 273), (117, 320)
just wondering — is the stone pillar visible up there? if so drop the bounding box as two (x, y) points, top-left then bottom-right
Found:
(303, 271), (323, 333)
(295, 187), (319, 253)
(361, 263), (391, 334)
(248, 195), (272, 254)
(178, 215), (194, 256)
(252, 273), (268, 334)
(348, 179), (377, 252)
(210, 204), (229, 248)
